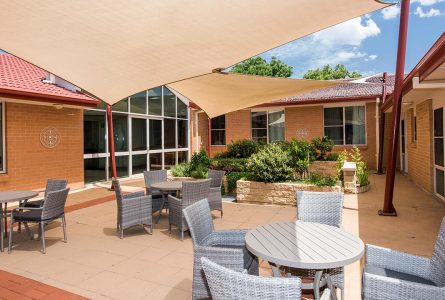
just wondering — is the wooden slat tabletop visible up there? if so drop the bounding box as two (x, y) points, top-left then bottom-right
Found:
(245, 221), (364, 269)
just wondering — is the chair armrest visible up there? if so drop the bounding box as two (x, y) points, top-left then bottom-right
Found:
(320, 288), (331, 300)
(208, 230), (248, 246)
(366, 244), (431, 279)
(363, 271), (445, 300)
(124, 190), (145, 199)
(14, 207), (43, 211)
(168, 194), (182, 211)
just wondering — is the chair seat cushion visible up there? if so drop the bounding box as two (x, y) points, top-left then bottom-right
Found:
(13, 210), (42, 221)
(23, 200), (44, 208)
(365, 265), (436, 286)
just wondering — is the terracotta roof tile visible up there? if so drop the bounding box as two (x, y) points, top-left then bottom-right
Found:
(0, 54), (97, 103)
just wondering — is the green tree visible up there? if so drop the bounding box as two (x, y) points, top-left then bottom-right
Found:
(230, 56), (293, 77)
(303, 64), (361, 80)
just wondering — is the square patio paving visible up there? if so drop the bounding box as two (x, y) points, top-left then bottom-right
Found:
(0, 172), (444, 300)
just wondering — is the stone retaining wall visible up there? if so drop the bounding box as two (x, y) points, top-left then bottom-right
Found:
(236, 180), (342, 206)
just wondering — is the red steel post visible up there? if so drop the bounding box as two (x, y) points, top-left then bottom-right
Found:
(380, 0), (410, 216)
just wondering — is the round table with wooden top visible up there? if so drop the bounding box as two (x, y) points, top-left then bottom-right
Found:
(0, 190), (38, 251)
(245, 221), (364, 300)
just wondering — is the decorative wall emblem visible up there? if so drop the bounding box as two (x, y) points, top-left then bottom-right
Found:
(296, 128), (309, 139)
(40, 127), (60, 148)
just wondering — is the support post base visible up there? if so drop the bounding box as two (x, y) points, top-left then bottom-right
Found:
(378, 209), (397, 217)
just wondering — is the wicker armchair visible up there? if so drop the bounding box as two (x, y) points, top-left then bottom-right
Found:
(23, 179), (68, 208)
(168, 179), (211, 241)
(362, 217), (445, 300)
(8, 188), (70, 254)
(201, 257), (331, 300)
(183, 199), (259, 300)
(143, 170), (167, 213)
(113, 179), (153, 239)
(207, 169), (225, 217)
(293, 191), (345, 299)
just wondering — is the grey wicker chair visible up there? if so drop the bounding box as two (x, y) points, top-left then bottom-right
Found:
(362, 216), (445, 300)
(201, 257), (331, 300)
(294, 191), (345, 299)
(143, 170), (169, 216)
(207, 169), (225, 217)
(113, 179), (153, 239)
(168, 179), (211, 241)
(8, 188), (70, 254)
(183, 199), (259, 300)
(23, 179), (68, 208)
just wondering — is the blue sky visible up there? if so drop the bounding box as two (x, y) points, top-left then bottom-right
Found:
(261, 0), (445, 78)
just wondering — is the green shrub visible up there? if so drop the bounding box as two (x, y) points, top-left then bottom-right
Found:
(287, 139), (312, 179)
(350, 146), (369, 186)
(311, 136), (334, 160)
(336, 150), (348, 181)
(225, 171), (249, 193)
(171, 162), (192, 177)
(224, 139), (262, 158)
(247, 144), (293, 183)
(190, 165), (208, 179)
(210, 158), (249, 173)
(325, 152), (339, 161)
(306, 173), (337, 186)
(190, 149), (211, 170)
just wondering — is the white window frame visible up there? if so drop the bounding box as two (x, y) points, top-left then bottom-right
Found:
(210, 115), (226, 146)
(323, 104), (367, 146)
(251, 110), (285, 143)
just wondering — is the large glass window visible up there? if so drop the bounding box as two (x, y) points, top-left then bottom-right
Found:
(130, 92), (146, 114)
(324, 106), (366, 145)
(211, 115), (226, 146)
(84, 110), (106, 154)
(149, 119), (162, 150)
(84, 85), (189, 183)
(177, 119), (188, 148)
(434, 108), (444, 198)
(132, 118), (147, 151)
(148, 87), (162, 116)
(251, 111), (285, 143)
(163, 87), (176, 117)
(164, 119), (176, 149)
(268, 110), (285, 143)
(113, 114), (128, 152)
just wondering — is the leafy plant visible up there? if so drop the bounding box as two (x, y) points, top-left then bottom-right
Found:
(171, 162), (192, 177)
(311, 136), (334, 161)
(336, 150), (348, 181)
(210, 158), (249, 173)
(221, 139), (262, 158)
(350, 146), (368, 187)
(190, 165), (208, 179)
(287, 139), (313, 179)
(230, 56), (293, 78)
(225, 172), (249, 194)
(305, 173), (337, 187)
(325, 152), (339, 161)
(190, 149), (211, 170)
(247, 143), (293, 183)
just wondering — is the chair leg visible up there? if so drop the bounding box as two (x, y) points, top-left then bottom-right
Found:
(40, 222), (46, 254)
(181, 230), (184, 241)
(221, 210), (223, 218)
(169, 224), (172, 234)
(120, 228), (124, 239)
(62, 215), (67, 242)
(8, 214), (14, 253)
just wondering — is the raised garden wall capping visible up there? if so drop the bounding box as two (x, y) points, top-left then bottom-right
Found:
(236, 180), (342, 206)
(309, 161), (337, 178)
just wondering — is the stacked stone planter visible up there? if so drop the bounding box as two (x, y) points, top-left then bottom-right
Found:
(236, 180), (342, 206)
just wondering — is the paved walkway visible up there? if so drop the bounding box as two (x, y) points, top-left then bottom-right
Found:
(0, 172), (443, 300)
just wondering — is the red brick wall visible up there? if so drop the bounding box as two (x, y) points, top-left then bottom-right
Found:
(0, 102), (84, 191)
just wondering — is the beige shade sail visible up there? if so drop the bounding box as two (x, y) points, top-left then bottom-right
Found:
(0, 1), (387, 106)
(168, 73), (341, 117)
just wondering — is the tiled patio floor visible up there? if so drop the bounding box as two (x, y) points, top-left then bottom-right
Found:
(0, 172), (443, 300)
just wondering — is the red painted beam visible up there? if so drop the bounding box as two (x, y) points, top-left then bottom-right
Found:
(106, 105), (117, 184)
(380, 0), (410, 216)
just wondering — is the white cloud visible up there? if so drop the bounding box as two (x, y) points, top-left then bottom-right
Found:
(414, 6), (444, 17)
(313, 17), (380, 46)
(412, 0), (445, 6)
(368, 54), (378, 61)
(382, 5), (400, 20)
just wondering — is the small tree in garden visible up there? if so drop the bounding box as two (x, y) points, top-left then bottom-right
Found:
(288, 139), (312, 179)
(350, 146), (369, 187)
(311, 136), (334, 160)
(336, 150), (348, 181)
(247, 143), (293, 183)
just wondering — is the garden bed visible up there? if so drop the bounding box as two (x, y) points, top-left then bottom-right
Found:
(236, 180), (342, 206)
